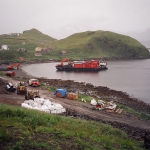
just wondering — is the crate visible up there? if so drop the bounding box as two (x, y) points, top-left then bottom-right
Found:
(68, 93), (78, 100)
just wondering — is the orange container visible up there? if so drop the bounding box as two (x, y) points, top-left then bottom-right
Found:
(68, 93), (73, 99)
(73, 93), (78, 100)
(68, 93), (78, 100)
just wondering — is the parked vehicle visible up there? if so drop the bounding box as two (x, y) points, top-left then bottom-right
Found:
(25, 90), (40, 100)
(17, 82), (27, 95)
(7, 63), (20, 70)
(28, 79), (40, 87)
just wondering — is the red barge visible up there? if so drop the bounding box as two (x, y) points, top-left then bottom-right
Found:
(56, 58), (108, 71)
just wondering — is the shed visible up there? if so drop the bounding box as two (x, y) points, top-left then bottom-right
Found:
(35, 47), (42, 51)
(1, 45), (9, 50)
(60, 50), (66, 55)
(17, 48), (27, 52)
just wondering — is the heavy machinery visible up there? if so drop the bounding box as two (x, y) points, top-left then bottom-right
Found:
(17, 82), (27, 95)
(25, 90), (40, 100)
(7, 63), (20, 69)
(56, 58), (71, 66)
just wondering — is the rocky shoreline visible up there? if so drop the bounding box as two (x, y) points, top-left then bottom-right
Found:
(1, 63), (150, 141)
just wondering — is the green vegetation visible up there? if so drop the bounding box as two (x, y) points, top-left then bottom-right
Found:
(0, 29), (149, 63)
(0, 71), (5, 76)
(0, 103), (144, 150)
(39, 83), (150, 121)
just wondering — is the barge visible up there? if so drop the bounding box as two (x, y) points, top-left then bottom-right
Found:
(56, 58), (108, 71)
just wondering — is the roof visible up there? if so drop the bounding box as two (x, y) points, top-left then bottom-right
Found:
(61, 50), (66, 54)
(35, 47), (42, 51)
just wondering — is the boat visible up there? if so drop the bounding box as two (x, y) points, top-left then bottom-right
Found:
(55, 58), (108, 71)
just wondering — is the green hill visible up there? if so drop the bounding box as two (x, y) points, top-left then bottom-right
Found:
(0, 29), (56, 62)
(0, 29), (149, 62)
(53, 31), (150, 59)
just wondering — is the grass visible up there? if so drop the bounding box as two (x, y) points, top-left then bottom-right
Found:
(0, 29), (149, 63)
(0, 71), (6, 76)
(0, 103), (144, 150)
(40, 83), (150, 121)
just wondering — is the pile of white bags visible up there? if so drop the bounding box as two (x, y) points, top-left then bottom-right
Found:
(90, 98), (97, 105)
(21, 98), (66, 114)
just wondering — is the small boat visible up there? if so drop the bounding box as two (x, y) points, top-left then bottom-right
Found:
(55, 58), (108, 72)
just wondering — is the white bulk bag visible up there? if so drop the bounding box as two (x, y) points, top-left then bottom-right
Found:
(91, 99), (97, 105)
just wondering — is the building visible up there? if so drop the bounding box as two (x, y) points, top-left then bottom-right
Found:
(1, 45), (9, 50)
(35, 47), (42, 51)
(60, 50), (66, 55)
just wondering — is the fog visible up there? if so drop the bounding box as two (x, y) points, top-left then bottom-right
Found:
(0, 0), (150, 39)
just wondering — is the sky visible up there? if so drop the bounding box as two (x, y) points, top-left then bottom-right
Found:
(0, 0), (150, 39)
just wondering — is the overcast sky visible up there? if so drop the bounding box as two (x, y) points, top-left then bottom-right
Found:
(0, 0), (150, 39)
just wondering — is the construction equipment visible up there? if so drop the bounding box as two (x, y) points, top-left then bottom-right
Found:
(25, 90), (40, 100)
(7, 63), (20, 69)
(17, 82), (27, 95)
(57, 58), (71, 66)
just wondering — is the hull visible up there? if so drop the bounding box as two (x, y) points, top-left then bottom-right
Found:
(56, 66), (108, 72)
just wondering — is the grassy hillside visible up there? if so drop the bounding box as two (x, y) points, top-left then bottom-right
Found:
(53, 31), (150, 59)
(0, 29), (56, 62)
(0, 29), (149, 63)
(0, 103), (143, 150)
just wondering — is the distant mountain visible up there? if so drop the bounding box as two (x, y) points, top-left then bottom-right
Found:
(125, 28), (150, 43)
(47, 24), (94, 39)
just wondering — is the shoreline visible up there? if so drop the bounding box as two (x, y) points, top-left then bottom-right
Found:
(16, 64), (150, 111)
(1, 61), (150, 106)
(1, 65), (150, 140)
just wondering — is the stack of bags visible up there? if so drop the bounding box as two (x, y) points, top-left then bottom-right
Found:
(21, 98), (66, 114)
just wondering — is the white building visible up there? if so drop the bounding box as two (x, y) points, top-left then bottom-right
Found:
(1, 45), (9, 50)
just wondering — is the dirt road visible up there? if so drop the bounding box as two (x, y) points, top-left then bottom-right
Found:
(0, 74), (150, 140)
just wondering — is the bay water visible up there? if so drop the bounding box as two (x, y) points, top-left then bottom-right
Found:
(23, 59), (150, 104)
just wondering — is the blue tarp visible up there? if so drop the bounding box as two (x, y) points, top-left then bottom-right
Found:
(54, 89), (67, 97)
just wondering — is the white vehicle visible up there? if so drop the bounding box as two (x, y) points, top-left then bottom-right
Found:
(28, 79), (40, 87)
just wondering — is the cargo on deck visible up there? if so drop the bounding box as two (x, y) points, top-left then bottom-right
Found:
(56, 58), (108, 71)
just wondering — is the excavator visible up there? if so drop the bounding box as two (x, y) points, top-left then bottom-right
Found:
(57, 58), (71, 66)
(7, 63), (20, 69)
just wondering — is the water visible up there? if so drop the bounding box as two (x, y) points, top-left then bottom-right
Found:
(23, 59), (150, 103)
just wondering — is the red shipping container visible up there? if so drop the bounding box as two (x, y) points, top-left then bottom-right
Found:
(83, 64), (91, 68)
(74, 64), (83, 68)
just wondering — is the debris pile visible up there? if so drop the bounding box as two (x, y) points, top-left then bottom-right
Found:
(0, 78), (9, 94)
(91, 99), (123, 114)
(21, 98), (66, 114)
